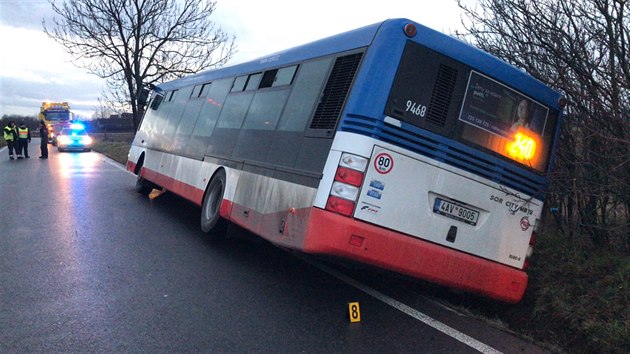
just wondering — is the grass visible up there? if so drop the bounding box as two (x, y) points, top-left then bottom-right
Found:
(90, 132), (133, 165)
(525, 232), (630, 352)
(91, 132), (630, 353)
(91, 139), (131, 165)
(438, 228), (630, 353)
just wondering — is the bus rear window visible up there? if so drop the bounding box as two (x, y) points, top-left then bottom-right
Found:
(459, 72), (551, 172)
(385, 41), (558, 173)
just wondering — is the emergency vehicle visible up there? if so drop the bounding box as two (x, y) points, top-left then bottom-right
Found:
(38, 102), (73, 145)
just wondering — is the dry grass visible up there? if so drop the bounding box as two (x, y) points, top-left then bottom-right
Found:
(90, 133), (132, 165)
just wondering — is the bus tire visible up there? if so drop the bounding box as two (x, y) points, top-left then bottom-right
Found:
(201, 170), (229, 238)
(134, 155), (154, 196)
(135, 174), (153, 196)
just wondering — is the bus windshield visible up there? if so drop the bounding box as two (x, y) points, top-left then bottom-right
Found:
(45, 112), (71, 121)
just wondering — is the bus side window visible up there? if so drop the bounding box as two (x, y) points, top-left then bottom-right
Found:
(164, 90), (178, 102)
(142, 94), (165, 135)
(245, 73), (262, 91)
(139, 103), (159, 133)
(277, 58), (333, 132)
(191, 78), (233, 137)
(231, 75), (247, 92)
(241, 90), (290, 130)
(259, 65), (298, 89)
(199, 82), (212, 97)
(215, 93), (254, 129)
(138, 86), (150, 106)
(150, 94), (164, 110)
(161, 86), (192, 138)
(191, 85), (202, 98)
(176, 82), (213, 139)
(259, 69), (277, 88)
(274, 65), (298, 87)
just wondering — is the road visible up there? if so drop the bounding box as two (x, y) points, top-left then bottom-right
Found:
(0, 139), (549, 353)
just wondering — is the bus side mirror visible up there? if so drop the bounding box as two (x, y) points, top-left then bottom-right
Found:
(138, 87), (151, 106)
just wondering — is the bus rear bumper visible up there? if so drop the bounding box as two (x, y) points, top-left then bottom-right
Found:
(303, 207), (528, 303)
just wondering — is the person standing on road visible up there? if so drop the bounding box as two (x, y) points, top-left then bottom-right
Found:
(16, 121), (31, 159)
(38, 120), (49, 159)
(3, 121), (18, 160)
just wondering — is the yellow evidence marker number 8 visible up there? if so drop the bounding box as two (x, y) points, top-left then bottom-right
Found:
(348, 302), (361, 322)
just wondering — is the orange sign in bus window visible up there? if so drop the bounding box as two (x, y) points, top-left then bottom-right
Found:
(507, 131), (538, 161)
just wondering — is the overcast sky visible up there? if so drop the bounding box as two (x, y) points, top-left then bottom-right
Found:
(0, 0), (465, 119)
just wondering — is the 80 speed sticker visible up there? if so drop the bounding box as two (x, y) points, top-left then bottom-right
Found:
(374, 153), (393, 174)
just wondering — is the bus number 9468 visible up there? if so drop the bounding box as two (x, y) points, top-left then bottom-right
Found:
(406, 100), (427, 117)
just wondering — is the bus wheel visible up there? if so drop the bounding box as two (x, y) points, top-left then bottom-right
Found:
(201, 170), (229, 238)
(135, 172), (153, 196)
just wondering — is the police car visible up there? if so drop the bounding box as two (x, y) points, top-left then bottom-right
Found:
(56, 123), (93, 152)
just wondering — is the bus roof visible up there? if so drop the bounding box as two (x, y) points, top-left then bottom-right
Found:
(156, 18), (561, 109)
(157, 20), (382, 92)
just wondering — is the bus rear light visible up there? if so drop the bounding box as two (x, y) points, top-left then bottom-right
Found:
(335, 167), (364, 187)
(326, 195), (355, 217)
(340, 153), (368, 172)
(330, 181), (359, 201)
(404, 23), (417, 37)
(326, 152), (368, 217)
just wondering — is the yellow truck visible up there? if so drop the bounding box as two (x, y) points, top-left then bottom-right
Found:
(38, 102), (73, 145)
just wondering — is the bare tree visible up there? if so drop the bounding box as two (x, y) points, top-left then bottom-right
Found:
(456, 0), (629, 249)
(44, 0), (237, 130)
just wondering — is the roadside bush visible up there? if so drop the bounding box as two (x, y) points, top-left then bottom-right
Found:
(528, 230), (630, 353)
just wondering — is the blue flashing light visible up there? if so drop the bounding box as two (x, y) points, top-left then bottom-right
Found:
(70, 123), (85, 130)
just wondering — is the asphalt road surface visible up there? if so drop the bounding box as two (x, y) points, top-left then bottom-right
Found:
(1, 139), (549, 353)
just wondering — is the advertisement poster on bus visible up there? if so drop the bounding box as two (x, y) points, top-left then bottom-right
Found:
(458, 71), (549, 139)
(458, 71), (551, 171)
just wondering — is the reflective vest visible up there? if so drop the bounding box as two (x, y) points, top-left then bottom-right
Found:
(3, 126), (15, 141)
(18, 127), (29, 139)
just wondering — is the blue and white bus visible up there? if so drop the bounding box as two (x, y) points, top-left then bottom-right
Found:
(127, 19), (564, 303)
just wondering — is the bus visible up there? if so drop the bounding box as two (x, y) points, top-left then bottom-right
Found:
(38, 101), (73, 144)
(127, 19), (565, 303)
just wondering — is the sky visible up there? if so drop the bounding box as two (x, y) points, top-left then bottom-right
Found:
(0, 0), (466, 119)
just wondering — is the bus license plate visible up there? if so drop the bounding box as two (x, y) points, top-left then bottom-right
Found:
(433, 198), (479, 226)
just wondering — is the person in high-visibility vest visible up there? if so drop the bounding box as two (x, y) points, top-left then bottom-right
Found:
(16, 122), (31, 159)
(2, 121), (18, 160)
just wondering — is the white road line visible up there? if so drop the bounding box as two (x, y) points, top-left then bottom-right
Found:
(308, 259), (503, 354)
